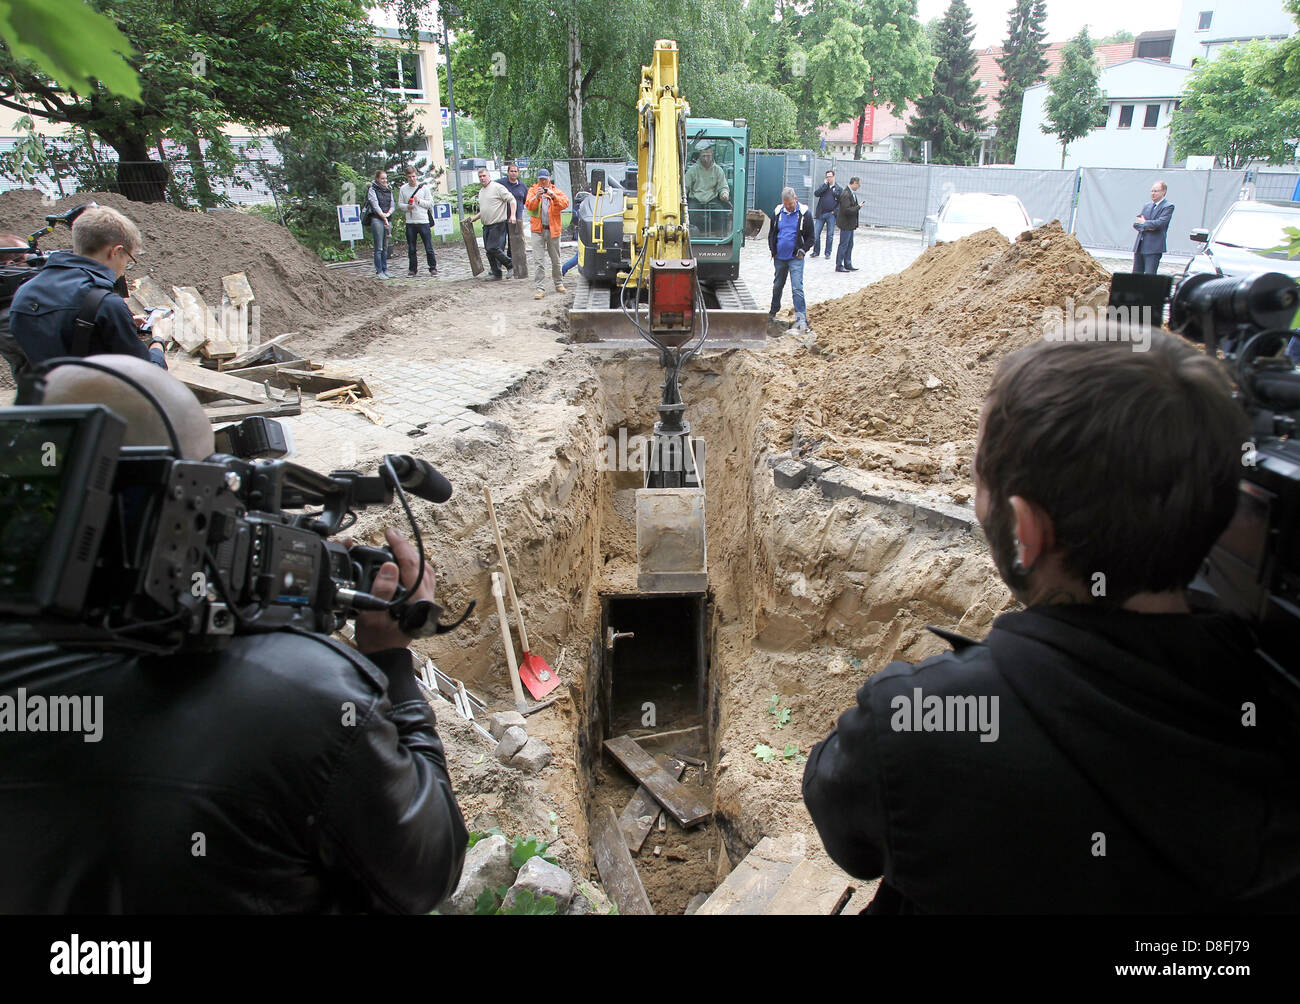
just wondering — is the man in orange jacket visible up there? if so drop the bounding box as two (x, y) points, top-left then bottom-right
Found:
(525, 170), (570, 300)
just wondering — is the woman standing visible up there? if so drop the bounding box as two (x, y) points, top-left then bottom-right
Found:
(366, 170), (395, 279)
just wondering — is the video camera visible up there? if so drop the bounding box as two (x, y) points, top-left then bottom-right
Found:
(1119, 270), (1300, 677)
(0, 202), (98, 302)
(0, 359), (472, 654)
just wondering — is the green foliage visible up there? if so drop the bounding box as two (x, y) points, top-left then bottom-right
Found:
(782, 744), (806, 764)
(1042, 28), (1108, 168)
(499, 888), (559, 915)
(753, 742), (805, 764)
(993, 0), (1048, 164)
(475, 885), (506, 914)
(908, 0), (984, 165)
(752, 743), (776, 762)
(509, 835), (558, 870)
(0, 0), (416, 204)
(1258, 0), (1300, 101)
(766, 693), (792, 729)
(1272, 226), (1300, 259)
(689, 71), (798, 149)
(746, 0), (934, 152)
(1171, 41), (1300, 170)
(1096, 30), (1135, 45)
(0, 0), (140, 101)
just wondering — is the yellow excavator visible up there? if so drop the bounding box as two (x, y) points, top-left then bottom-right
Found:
(596, 39), (749, 594)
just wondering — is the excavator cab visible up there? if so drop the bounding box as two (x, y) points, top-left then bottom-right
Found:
(683, 121), (748, 284)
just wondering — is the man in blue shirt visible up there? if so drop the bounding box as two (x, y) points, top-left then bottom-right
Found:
(10, 205), (165, 370)
(767, 187), (814, 331)
(810, 170), (841, 258)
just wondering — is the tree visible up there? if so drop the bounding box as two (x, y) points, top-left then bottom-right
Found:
(1257, 0), (1300, 101)
(1097, 30), (1135, 45)
(992, 0), (1047, 164)
(0, 0), (408, 202)
(0, 0), (138, 101)
(745, 0), (933, 153)
(908, 0), (985, 165)
(1042, 28), (1107, 168)
(1171, 41), (1300, 169)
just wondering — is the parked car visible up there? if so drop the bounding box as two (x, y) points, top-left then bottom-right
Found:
(923, 193), (1041, 248)
(1182, 199), (1300, 282)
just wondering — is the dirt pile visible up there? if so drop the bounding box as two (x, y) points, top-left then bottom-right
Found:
(0, 189), (382, 338)
(766, 221), (1111, 483)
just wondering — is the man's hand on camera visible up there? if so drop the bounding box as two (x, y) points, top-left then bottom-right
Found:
(355, 526), (437, 654)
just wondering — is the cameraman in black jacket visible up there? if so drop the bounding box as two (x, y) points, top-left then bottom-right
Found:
(0, 355), (468, 913)
(803, 331), (1300, 913)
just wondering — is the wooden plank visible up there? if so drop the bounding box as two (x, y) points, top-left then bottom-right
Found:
(220, 331), (297, 371)
(171, 360), (267, 403)
(618, 755), (684, 854)
(215, 360), (305, 384)
(509, 218), (528, 279)
(166, 284), (209, 353)
(592, 806), (653, 916)
(603, 735), (711, 828)
(221, 271), (255, 307)
(203, 400), (301, 423)
(270, 368), (371, 397)
(460, 219), (484, 276)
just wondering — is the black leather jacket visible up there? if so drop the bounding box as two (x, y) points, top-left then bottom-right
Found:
(0, 629), (468, 913)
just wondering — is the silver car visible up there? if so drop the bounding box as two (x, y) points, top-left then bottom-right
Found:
(1183, 199), (1300, 281)
(923, 193), (1040, 248)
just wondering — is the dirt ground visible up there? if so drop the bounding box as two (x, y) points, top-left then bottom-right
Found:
(2, 190), (1113, 911)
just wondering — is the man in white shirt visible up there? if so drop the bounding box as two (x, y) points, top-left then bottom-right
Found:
(399, 166), (438, 277)
(469, 167), (517, 280)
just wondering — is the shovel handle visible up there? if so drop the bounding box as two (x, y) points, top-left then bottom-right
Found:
(491, 571), (526, 708)
(484, 486), (531, 653)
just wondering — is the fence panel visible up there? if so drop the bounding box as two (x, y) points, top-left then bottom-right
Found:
(1074, 167), (1245, 254)
(1254, 172), (1299, 201)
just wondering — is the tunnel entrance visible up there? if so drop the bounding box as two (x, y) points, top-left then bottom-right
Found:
(600, 592), (707, 742)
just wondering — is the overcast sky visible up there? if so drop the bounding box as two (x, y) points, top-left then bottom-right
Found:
(916, 0), (1185, 49)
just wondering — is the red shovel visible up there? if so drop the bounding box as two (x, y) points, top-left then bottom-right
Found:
(484, 486), (561, 700)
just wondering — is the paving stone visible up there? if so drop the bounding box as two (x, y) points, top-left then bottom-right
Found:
(503, 856), (574, 912)
(488, 710), (527, 740)
(510, 737), (553, 774)
(774, 458), (810, 490)
(441, 834), (517, 915)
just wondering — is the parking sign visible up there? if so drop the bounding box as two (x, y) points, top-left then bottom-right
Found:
(431, 202), (453, 237)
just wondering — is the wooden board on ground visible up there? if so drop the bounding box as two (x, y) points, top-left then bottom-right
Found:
(269, 368), (371, 397)
(158, 283), (205, 353)
(217, 360), (309, 384)
(618, 755), (684, 853)
(509, 219), (528, 279)
(220, 331), (298, 371)
(221, 272), (255, 308)
(203, 400), (301, 423)
(603, 735), (711, 828)
(592, 806), (654, 916)
(460, 219), (484, 276)
(171, 360), (268, 404)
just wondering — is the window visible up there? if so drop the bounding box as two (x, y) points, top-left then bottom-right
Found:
(1117, 104), (1134, 128)
(1197, 11), (1212, 31)
(684, 138), (735, 240)
(364, 47), (426, 102)
(1143, 104), (1160, 128)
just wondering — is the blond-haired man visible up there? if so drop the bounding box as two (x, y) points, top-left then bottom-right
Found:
(10, 205), (165, 369)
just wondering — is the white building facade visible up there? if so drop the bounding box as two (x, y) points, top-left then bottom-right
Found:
(1014, 60), (1193, 170)
(1170, 0), (1295, 67)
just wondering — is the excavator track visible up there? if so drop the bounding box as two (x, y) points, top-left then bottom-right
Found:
(568, 273), (769, 345)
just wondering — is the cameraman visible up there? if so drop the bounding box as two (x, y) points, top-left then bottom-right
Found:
(9, 206), (166, 371)
(0, 356), (468, 912)
(803, 331), (1300, 912)
(0, 231), (33, 383)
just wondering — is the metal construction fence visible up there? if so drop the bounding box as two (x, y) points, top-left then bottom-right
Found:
(750, 153), (1268, 254)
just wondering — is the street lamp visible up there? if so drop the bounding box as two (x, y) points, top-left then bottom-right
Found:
(441, 2), (465, 221)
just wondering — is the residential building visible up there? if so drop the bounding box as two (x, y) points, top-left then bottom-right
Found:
(819, 40), (1134, 164)
(1014, 59), (1193, 169)
(1170, 0), (1295, 67)
(0, 23), (447, 200)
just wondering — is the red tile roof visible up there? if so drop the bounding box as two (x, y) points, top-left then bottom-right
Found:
(822, 38), (1145, 145)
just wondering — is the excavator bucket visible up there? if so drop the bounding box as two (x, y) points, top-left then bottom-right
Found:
(636, 488), (707, 592)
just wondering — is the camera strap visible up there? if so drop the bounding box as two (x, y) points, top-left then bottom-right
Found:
(71, 286), (113, 357)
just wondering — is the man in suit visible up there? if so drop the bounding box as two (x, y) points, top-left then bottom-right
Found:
(1132, 181), (1174, 274)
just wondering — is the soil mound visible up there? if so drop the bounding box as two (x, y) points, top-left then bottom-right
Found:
(767, 221), (1111, 480)
(0, 188), (381, 338)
